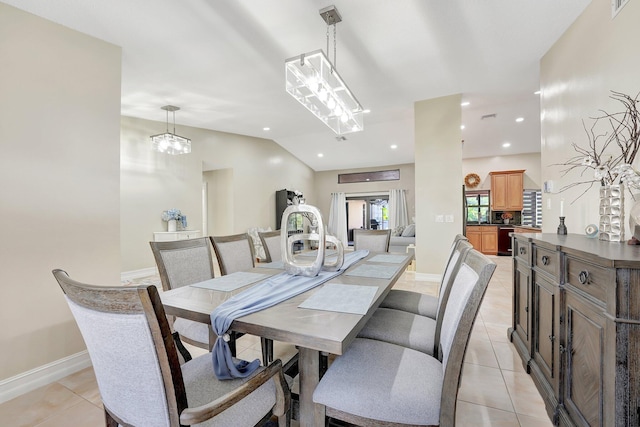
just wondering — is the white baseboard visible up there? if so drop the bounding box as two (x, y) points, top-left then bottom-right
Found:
(120, 266), (157, 282)
(415, 272), (441, 282)
(0, 351), (91, 405)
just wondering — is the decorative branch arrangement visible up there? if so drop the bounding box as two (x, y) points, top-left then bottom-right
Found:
(557, 91), (640, 202)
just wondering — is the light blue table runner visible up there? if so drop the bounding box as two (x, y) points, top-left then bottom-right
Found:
(210, 250), (369, 380)
(190, 272), (271, 292)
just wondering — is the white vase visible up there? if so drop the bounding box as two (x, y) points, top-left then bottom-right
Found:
(599, 183), (624, 241)
(168, 219), (177, 232)
(503, 219), (510, 224)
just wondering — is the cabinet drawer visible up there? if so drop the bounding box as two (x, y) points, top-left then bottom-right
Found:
(565, 256), (613, 303)
(513, 237), (530, 265)
(533, 246), (560, 280)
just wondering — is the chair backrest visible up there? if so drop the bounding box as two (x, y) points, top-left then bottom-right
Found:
(52, 269), (185, 427)
(150, 238), (215, 291)
(353, 229), (391, 252)
(259, 230), (282, 263)
(210, 233), (255, 275)
(437, 249), (496, 425)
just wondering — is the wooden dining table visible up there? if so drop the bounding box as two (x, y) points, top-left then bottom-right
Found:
(160, 251), (413, 426)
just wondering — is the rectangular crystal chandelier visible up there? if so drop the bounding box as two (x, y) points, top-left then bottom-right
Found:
(150, 105), (192, 155)
(285, 49), (363, 135)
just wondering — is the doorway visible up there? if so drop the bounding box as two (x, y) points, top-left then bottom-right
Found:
(346, 193), (389, 244)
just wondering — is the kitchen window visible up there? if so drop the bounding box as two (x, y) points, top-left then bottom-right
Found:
(466, 191), (490, 224)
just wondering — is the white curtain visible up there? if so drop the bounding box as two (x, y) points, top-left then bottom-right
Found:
(328, 192), (348, 248)
(388, 189), (409, 229)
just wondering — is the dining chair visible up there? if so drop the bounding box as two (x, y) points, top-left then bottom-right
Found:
(258, 230), (283, 263)
(312, 249), (496, 426)
(52, 269), (290, 427)
(210, 233), (256, 275)
(380, 234), (469, 318)
(210, 233), (273, 365)
(357, 239), (473, 356)
(149, 238), (216, 351)
(352, 229), (391, 252)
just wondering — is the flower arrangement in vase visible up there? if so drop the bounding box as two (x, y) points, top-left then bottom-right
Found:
(162, 209), (187, 232)
(501, 212), (513, 224)
(557, 91), (640, 242)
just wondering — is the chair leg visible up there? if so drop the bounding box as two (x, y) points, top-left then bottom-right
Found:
(228, 332), (237, 356)
(104, 409), (118, 427)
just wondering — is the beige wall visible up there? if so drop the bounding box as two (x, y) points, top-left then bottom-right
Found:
(0, 4), (121, 379)
(540, 0), (640, 234)
(415, 95), (463, 275)
(313, 164), (415, 224)
(121, 117), (316, 271)
(463, 153), (542, 191)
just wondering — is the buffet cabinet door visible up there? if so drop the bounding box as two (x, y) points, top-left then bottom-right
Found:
(563, 290), (605, 427)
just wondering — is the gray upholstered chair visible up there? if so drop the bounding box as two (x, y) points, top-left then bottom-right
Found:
(150, 238), (216, 351)
(313, 249), (496, 426)
(258, 230), (283, 263)
(352, 229), (391, 252)
(357, 239), (473, 356)
(210, 233), (273, 365)
(380, 234), (469, 317)
(210, 233), (255, 276)
(52, 269), (290, 427)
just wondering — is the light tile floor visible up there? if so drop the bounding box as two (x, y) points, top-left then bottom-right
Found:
(0, 256), (553, 426)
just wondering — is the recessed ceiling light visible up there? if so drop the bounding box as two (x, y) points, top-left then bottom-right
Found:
(515, 117), (524, 123)
(502, 142), (511, 148)
(390, 144), (398, 149)
(317, 153), (324, 158)
(263, 127), (270, 131)
(461, 102), (470, 107)
(461, 125), (465, 130)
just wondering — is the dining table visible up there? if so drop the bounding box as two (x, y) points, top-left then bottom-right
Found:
(160, 250), (414, 426)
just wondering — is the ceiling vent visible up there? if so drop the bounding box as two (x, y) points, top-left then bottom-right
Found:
(336, 135), (347, 141)
(612, 0), (629, 18)
(481, 113), (497, 120)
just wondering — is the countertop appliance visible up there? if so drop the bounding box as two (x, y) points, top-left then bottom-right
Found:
(498, 226), (514, 256)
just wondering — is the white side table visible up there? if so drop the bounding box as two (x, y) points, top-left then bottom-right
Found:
(153, 230), (201, 242)
(406, 244), (416, 271)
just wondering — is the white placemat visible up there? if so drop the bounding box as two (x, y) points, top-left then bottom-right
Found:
(368, 254), (409, 264)
(344, 263), (398, 279)
(298, 283), (378, 315)
(190, 272), (271, 291)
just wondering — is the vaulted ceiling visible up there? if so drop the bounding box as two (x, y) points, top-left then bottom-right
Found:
(6, 0), (591, 171)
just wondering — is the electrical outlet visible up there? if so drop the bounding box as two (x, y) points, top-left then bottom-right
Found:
(435, 215), (444, 223)
(445, 215), (454, 223)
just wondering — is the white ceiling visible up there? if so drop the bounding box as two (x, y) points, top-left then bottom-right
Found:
(6, 0), (591, 171)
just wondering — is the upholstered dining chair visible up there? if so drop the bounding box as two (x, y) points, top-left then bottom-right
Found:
(380, 234), (469, 318)
(150, 238), (216, 351)
(210, 233), (255, 276)
(357, 239), (473, 356)
(210, 233), (273, 365)
(52, 269), (290, 427)
(258, 230), (283, 263)
(352, 229), (391, 252)
(313, 249), (496, 426)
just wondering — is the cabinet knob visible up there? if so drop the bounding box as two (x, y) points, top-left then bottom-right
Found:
(559, 344), (566, 354)
(519, 247), (526, 255)
(548, 334), (555, 342)
(541, 255), (550, 266)
(578, 270), (590, 285)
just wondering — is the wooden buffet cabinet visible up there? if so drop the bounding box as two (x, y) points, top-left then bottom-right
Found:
(465, 225), (498, 255)
(510, 233), (640, 426)
(490, 169), (524, 211)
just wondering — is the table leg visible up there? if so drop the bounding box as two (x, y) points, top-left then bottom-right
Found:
(298, 347), (321, 426)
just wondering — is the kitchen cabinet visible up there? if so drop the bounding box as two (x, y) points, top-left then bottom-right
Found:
(490, 170), (524, 211)
(465, 225), (497, 255)
(510, 233), (640, 426)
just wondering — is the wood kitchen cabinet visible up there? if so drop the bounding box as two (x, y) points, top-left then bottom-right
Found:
(465, 225), (497, 255)
(510, 233), (640, 426)
(490, 170), (524, 211)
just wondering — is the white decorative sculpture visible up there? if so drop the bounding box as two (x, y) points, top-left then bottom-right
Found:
(281, 203), (344, 277)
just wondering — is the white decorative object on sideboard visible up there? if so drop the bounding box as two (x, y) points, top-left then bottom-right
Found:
(153, 230), (201, 242)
